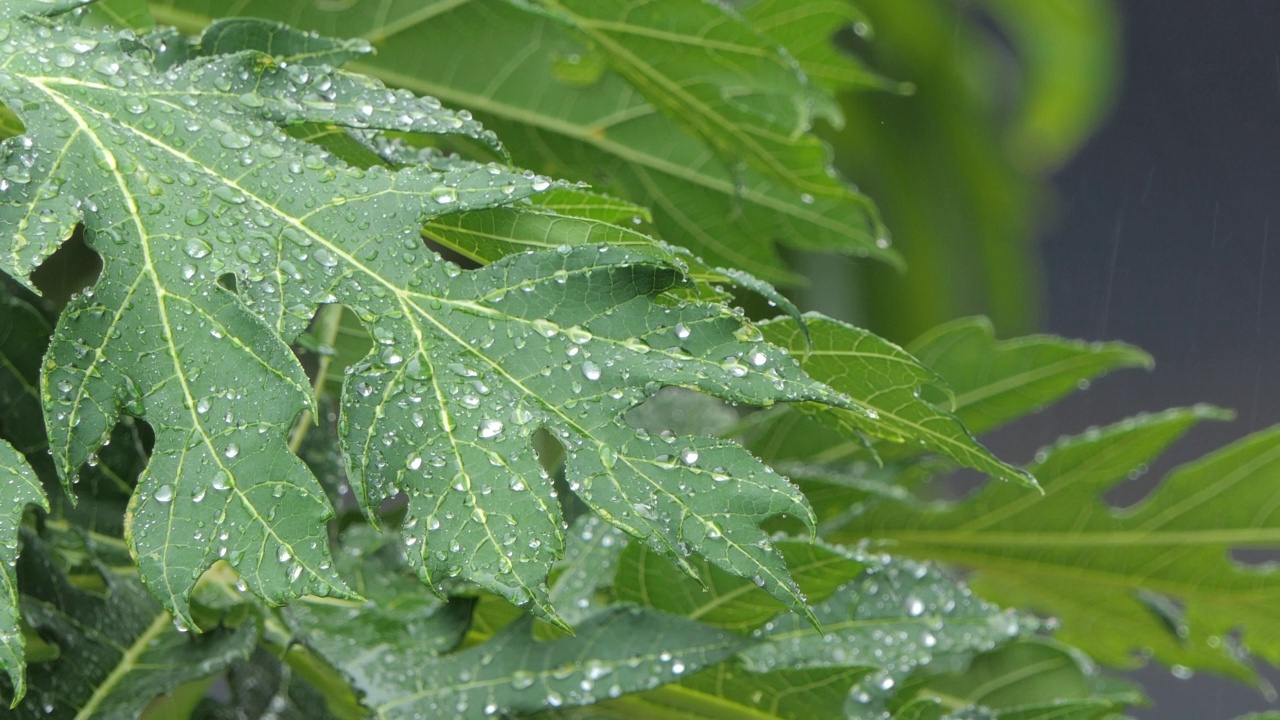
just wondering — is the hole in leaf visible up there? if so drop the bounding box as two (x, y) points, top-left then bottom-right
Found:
(291, 303), (370, 398)
(1231, 547), (1280, 568)
(215, 272), (238, 293)
(289, 305), (367, 512)
(624, 387), (741, 438)
(31, 224), (101, 308)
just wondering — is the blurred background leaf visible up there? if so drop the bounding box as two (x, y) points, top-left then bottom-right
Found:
(813, 0), (1119, 341)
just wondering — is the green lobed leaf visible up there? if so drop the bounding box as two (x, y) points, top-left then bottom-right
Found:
(907, 317), (1152, 437)
(761, 314), (1036, 487)
(915, 638), (1140, 719)
(741, 0), (908, 125)
(547, 512), (628, 626)
(297, 601), (747, 719)
(193, 648), (340, 720)
(10, 532), (257, 719)
(553, 663), (864, 720)
(840, 405), (1280, 681)
(424, 187), (809, 321)
(0, 441), (45, 707)
(284, 526), (477, 698)
(1, 6), (850, 631)
(614, 538), (865, 633)
(85, 0), (153, 30)
(0, 282), (145, 539)
(147, 0), (899, 282)
(743, 554), (1038, 719)
(511, 0), (819, 185)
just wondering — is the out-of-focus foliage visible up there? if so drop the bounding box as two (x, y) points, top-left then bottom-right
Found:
(830, 0), (1119, 340)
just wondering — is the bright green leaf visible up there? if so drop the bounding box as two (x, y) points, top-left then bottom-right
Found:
(919, 638), (1140, 717)
(761, 314), (1036, 487)
(907, 317), (1153, 436)
(842, 405), (1280, 681)
(743, 555), (1038, 719)
(742, 0), (908, 125)
(614, 538), (865, 633)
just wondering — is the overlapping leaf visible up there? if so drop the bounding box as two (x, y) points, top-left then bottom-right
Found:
(587, 543), (1034, 719)
(10, 532), (256, 717)
(761, 314), (1035, 487)
(284, 526), (746, 719)
(906, 317), (1152, 437)
(0, 442), (44, 706)
(741, 0), (906, 123)
(915, 638), (1142, 719)
(742, 317), (1151, 500)
(844, 405), (1280, 681)
(1, 5), (855, 634)
(147, 0), (898, 282)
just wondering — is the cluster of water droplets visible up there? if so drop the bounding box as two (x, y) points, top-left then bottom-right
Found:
(737, 554), (1034, 718)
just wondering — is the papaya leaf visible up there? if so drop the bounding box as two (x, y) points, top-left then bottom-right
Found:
(1, 5), (852, 634)
(608, 539), (1033, 720)
(284, 526), (746, 719)
(547, 513), (628, 627)
(743, 555), (1039, 720)
(146, 0), (899, 283)
(741, 0), (909, 126)
(614, 539), (865, 633)
(423, 188), (805, 317)
(842, 405), (1280, 681)
(912, 638), (1142, 718)
(0, 441), (45, 707)
(761, 314), (1036, 487)
(907, 317), (1153, 437)
(548, 664), (864, 720)
(11, 532), (256, 718)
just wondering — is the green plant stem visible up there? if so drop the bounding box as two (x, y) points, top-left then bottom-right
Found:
(288, 304), (345, 454)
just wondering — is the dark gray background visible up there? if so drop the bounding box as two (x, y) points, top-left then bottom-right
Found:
(1004, 1), (1280, 716)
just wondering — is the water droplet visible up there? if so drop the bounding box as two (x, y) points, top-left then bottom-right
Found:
(184, 208), (209, 226)
(184, 238), (212, 259)
(224, 443), (240, 458)
(673, 323), (691, 340)
(478, 419), (504, 439)
(154, 484), (174, 503)
(219, 132), (252, 150)
(581, 361), (601, 381)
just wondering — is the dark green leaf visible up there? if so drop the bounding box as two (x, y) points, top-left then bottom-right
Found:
(0, 8), (848, 627)
(147, 0), (898, 282)
(614, 538), (864, 632)
(0, 442), (45, 706)
(11, 533), (256, 719)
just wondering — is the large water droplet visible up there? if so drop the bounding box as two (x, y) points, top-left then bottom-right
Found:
(478, 419), (504, 439)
